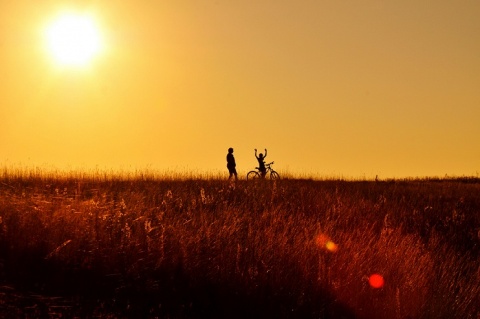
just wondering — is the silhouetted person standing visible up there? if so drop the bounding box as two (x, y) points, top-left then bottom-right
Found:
(226, 147), (238, 180)
(255, 148), (267, 178)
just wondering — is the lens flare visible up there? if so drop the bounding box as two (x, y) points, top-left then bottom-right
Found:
(315, 233), (338, 253)
(325, 240), (338, 252)
(369, 274), (385, 288)
(315, 234), (328, 246)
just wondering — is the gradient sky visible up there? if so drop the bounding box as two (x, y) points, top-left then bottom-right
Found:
(2, 1), (479, 178)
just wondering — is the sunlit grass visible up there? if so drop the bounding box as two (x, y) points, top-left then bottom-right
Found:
(0, 167), (479, 318)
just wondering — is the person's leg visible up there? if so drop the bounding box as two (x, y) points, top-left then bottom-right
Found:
(229, 168), (237, 180)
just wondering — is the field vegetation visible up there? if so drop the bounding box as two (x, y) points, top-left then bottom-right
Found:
(0, 168), (479, 318)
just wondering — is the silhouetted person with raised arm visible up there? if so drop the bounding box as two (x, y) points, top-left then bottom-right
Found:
(226, 147), (238, 181)
(255, 148), (267, 178)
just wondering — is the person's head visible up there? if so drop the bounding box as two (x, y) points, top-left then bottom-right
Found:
(259, 153), (264, 158)
(228, 147), (234, 153)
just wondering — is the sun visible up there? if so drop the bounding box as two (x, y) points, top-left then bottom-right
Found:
(45, 13), (102, 67)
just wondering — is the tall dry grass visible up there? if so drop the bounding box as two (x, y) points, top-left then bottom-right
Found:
(0, 169), (479, 318)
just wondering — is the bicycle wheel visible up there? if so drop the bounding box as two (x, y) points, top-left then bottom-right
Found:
(247, 171), (260, 180)
(270, 171), (280, 180)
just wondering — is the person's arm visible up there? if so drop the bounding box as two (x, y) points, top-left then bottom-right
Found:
(254, 149), (259, 159)
(264, 149), (268, 159)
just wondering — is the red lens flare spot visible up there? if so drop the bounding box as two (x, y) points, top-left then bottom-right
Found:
(369, 274), (384, 288)
(315, 234), (329, 247)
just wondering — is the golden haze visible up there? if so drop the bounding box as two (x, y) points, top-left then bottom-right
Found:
(1, 1), (479, 178)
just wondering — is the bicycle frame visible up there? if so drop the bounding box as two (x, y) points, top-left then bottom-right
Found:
(247, 162), (280, 180)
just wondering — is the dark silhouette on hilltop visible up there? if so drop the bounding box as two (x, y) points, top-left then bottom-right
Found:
(226, 147), (237, 181)
(254, 148), (267, 178)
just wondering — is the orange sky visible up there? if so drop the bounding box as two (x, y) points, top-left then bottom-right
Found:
(1, 1), (479, 178)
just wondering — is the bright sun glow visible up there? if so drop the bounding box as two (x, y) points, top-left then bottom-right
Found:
(46, 13), (102, 66)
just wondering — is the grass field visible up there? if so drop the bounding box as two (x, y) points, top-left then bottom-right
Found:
(0, 169), (479, 318)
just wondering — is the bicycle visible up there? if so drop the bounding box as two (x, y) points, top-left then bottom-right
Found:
(246, 161), (280, 180)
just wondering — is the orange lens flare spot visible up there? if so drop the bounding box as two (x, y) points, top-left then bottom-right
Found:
(369, 274), (385, 288)
(315, 234), (338, 253)
(325, 241), (338, 252)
